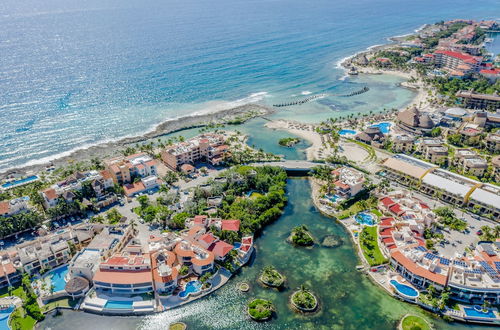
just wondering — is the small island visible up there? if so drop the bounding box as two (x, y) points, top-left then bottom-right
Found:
(289, 225), (315, 246)
(400, 315), (430, 330)
(291, 285), (318, 313)
(259, 266), (285, 288)
(247, 299), (275, 321)
(278, 137), (300, 147)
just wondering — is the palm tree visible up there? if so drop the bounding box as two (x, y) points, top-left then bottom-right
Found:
(493, 226), (500, 240)
(129, 219), (138, 234)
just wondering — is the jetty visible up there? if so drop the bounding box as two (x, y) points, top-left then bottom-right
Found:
(272, 94), (327, 108)
(339, 86), (369, 97)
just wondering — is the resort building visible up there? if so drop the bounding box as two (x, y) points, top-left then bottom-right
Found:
(453, 149), (488, 177)
(381, 154), (500, 219)
(485, 133), (500, 152)
(331, 166), (366, 198)
(151, 249), (178, 294)
(174, 240), (215, 275)
(0, 197), (29, 217)
(0, 252), (22, 288)
(104, 153), (158, 185)
(16, 228), (78, 274)
(493, 156), (500, 183)
(480, 68), (500, 83)
(433, 50), (482, 72)
(396, 106), (435, 134)
(355, 126), (385, 147)
(161, 133), (229, 170)
(93, 245), (153, 295)
(68, 248), (101, 281)
(391, 135), (415, 153)
(456, 91), (500, 110)
(417, 139), (448, 164)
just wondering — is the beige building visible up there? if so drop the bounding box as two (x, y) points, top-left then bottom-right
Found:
(453, 149), (488, 177)
(392, 135), (415, 153)
(493, 156), (500, 183)
(161, 133), (229, 170)
(104, 153), (157, 185)
(485, 133), (500, 152)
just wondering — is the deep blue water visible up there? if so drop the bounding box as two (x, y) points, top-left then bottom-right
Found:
(1, 0), (499, 171)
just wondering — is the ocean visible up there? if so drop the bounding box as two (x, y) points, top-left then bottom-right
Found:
(0, 0), (499, 172)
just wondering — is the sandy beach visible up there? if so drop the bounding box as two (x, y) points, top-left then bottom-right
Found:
(1, 103), (272, 178)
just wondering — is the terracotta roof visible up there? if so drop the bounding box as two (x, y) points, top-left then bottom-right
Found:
(100, 170), (113, 180)
(389, 204), (403, 215)
(334, 180), (350, 189)
(192, 251), (215, 267)
(435, 50), (479, 63)
(380, 197), (395, 208)
(123, 182), (146, 196)
(379, 228), (394, 237)
(174, 242), (194, 258)
(194, 215), (207, 224)
(180, 164), (195, 172)
(93, 269), (152, 285)
(391, 250), (447, 286)
(43, 188), (58, 200)
(221, 219), (240, 231)
(208, 241), (234, 258)
(151, 251), (178, 283)
(0, 201), (10, 216)
(187, 225), (205, 238)
(242, 237), (253, 245)
(198, 233), (217, 245)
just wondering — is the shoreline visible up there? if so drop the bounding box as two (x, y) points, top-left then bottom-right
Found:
(1, 103), (273, 179)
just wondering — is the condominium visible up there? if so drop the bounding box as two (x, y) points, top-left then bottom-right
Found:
(434, 50), (482, 72)
(331, 166), (365, 198)
(453, 149), (488, 177)
(161, 134), (229, 170)
(104, 153), (158, 185)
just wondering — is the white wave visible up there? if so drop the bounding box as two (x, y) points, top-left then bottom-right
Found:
(301, 91), (312, 95)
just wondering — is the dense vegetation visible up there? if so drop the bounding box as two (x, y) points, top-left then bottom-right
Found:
(278, 137), (300, 147)
(291, 286), (317, 310)
(434, 207), (467, 231)
(0, 211), (44, 239)
(421, 22), (469, 48)
(429, 77), (500, 105)
(359, 226), (388, 266)
(259, 266), (285, 287)
(290, 225), (314, 246)
(247, 299), (274, 321)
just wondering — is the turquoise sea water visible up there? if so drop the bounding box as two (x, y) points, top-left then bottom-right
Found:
(39, 179), (498, 329)
(1, 0), (499, 171)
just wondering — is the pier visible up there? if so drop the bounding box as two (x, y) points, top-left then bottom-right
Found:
(272, 94), (327, 108)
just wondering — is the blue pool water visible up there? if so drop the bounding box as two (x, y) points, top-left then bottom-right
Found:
(339, 129), (357, 136)
(325, 194), (341, 202)
(46, 265), (69, 292)
(234, 242), (242, 249)
(370, 122), (392, 134)
(390, 280), (419, 298)
(0, 306), (14, 330)
(463, 307), (496, 318)
(355, 212), (375, 226)
(1, 176), (38, 189)
(179, 281), (202, 298)
(105, 300), (134, 309)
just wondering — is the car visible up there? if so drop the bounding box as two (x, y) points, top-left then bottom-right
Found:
(476, 230), (483, 236)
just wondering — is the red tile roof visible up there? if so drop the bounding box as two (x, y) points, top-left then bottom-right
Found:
(123, 182), (146, 196)
(391, 250), (447, 285)
(198, 233), (217, 245)
(435, 50), (480, 64)
(100, 170), (113, 180)
(389, 204), (403, 215)
(43, 188), (58, 200)
(380, 197), (395, 208)
(93, 269), (152, 285)
(194, 215), (207, 225)
(221, 219), (240, 231)
(0, 201), (10, 216)
(208, 241), (234, 258)
(480, 69), (500, 75)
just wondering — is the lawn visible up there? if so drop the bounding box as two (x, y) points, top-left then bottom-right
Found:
(372, 209), (383, 217)
(359, 226), (388, 266)
(9, 307), (37, 330)
(41, 297), (78, 312)
(401, 315), (431, 330)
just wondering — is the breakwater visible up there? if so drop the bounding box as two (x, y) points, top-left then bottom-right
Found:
(273, 94), (327, 107)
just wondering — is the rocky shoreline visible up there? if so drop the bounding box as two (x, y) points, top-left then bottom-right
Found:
(1, 103), (273, 179)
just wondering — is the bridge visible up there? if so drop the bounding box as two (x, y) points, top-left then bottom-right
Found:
(249, 160), (327, 174)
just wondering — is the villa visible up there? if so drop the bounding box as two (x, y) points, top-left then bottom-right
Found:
(151, 249), (178, 295)
(92, 245), (153, 295)
(123, 175), (161, 197)
(0, 197), (29, 217)
(331, 166), (366, 199)
(161, 133), (230, 171)
(0, 251), (22, 288)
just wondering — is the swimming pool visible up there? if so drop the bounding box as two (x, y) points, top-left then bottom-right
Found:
(390, 280), (419, 299)
(0, 306), (14, 330)
(370, 122), (391, 134)
(1, 175), (38, 190)
(325, 194), (341, 202)
(46, 265), (69, 292)
(354, 212), (375, 226)
(463, 306), (496, 318)
(179, 281), (202, 298)
(339, 129), (356, 136)
(104, 300), (134, 309)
